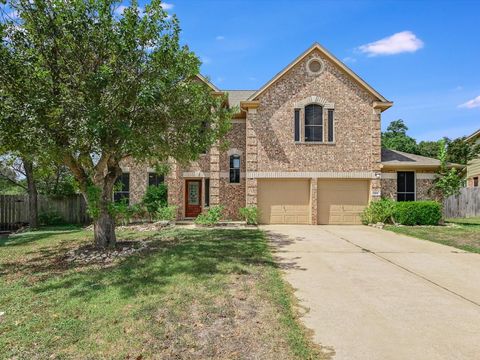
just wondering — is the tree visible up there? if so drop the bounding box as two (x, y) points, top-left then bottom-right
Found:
(445, 137), (480, 165)
(430, 139), (462, 199)
(381, 119), (418, 154)
(416, 140), (441, 159)
(0, 0), (233, 248)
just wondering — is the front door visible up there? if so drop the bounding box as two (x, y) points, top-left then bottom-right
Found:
(185, 180), (202, 218)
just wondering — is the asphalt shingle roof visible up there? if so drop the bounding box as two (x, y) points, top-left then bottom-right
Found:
(225, 90), (256, 109)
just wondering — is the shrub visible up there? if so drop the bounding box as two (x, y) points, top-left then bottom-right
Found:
(39, 211), (67, 226)
(239, 206), (259, 225)
(361, 198), (395, 225)
(109, 199), (143, 226)
(142, 184), (168, 216)
(155, 205), (177, 222)
(195, 205), (224, 226)
(393, 201), (442, 226)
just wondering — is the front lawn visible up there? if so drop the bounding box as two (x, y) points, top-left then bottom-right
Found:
(385, 217), (480, 253)
(0, 226), (330, 359)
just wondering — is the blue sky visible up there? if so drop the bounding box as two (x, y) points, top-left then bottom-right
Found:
(157, 0), (480, 141)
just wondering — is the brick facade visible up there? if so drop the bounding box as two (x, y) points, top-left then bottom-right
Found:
(118, 45), (440, 221)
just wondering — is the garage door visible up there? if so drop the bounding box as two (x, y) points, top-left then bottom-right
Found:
(258, 179), (310, 224)
(317, 180), (369, 224)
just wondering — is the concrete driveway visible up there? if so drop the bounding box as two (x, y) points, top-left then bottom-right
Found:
(262, 225), (480, 360)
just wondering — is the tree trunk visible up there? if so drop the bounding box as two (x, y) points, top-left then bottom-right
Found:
(93, 208), (116, 248)
(23, 158), (38, 229)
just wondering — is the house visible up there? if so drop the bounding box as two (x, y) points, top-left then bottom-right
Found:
(118, 42), (446, 224)
(465, 129), (480, 188)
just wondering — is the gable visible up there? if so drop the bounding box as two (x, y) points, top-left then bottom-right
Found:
(247, 43), (392, 111)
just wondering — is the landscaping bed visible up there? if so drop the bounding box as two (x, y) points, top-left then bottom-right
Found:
(385, 217), (480, 253)
(0, 226), (329, 359)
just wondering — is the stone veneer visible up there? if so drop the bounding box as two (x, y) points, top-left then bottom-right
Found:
(381, 170), (438, 201)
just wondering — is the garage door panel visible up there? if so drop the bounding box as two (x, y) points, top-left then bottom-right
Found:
(318, 180), (369, 225)
(258, 179), (310, 224)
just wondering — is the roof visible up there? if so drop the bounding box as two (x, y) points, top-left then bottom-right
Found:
(466, 128), (480, 142)
(225, 90), (256, 109)
(381, 148), (463, 169)
(196, 74), (220, 92)
(247, 42), (392, 110)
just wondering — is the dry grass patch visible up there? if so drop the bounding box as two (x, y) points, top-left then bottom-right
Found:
(0, 226), (331, 359)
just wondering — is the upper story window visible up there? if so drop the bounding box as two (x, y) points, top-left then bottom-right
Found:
(148, 172), (164, 187)
(229, 155), (240, 183)
(304, 104), (323, 142)
(397, 171), (415, 201)
(114, 173), (130, 204)
(474, 177), (479, 187)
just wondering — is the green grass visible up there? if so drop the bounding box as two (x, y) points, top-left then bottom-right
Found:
(0, 226), (328, 359)
(385, 217), (480, 253)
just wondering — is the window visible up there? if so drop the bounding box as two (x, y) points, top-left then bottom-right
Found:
(229, 155), (240, 183)
(474, 177), (479, 187)
(397, 171), (415, 201)
(304, 104), (323, 142)
(327, 109), (334, 142)
(205, 178), (210, 207)
(114, 173), (130, 204)
(294, 108), (300, 142)
(148, 172), (164, 187)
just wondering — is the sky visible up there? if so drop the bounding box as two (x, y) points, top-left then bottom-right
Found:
(153, 0), (479, 141)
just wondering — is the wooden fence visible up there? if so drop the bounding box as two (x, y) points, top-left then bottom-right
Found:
(443, 187), (480, 218)
(0, 194), (90, 231)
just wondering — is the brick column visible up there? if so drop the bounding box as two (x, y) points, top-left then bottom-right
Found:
(246, 108), (258, 206)
(370, 108), (382, 201)
(310, 178), (318, 225)
(166, 159), (183, 219)
(209, 144), (220, 206)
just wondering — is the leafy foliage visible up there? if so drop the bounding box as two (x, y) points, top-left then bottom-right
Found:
(381, 119), (418, 154)
(430, 139), (463, 198)
(142, 184), (168, 216)
(445, 136), (480, 165)
(155, 205), (177, 221)
(195, 205), (224, 226)
(109, 199), (144, 226)
(38, 211), (67, 226)
(0, 0), (233, 247)
(393, 201), (442, 226)
(361, 198), (396, 224)
(239, 206), (259, 225)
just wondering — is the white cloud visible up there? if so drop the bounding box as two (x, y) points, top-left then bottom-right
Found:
(161, 2), (174, 10)
(343, 56), (357, 63)
(216, 35), (225, 41)
(459, 95), (480, 109)
(358, 31), (424, 56)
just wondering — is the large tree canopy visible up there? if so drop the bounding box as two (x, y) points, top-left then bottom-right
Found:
(0, 0), (233, 247)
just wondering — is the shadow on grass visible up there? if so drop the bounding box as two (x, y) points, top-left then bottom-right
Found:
(0, 226), (83, 247)
(12, 229), (277, 301)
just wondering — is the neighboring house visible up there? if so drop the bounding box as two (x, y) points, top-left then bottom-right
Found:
(465, 129), (480, 188)
(117, 42), (448, 224)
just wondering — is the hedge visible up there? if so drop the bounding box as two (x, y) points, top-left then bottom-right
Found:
(362, 199), (442, 226)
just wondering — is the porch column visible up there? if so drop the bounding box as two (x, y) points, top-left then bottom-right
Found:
(246, 107), (258, 206)
(370, 107), (382, 201)
(209, 144), (220, 206)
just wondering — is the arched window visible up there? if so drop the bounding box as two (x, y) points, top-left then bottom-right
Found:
(229, 155), (241, 183)
(304, 104), (323, 142)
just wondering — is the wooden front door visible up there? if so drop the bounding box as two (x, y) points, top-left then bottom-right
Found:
(185, 180), (202, 218)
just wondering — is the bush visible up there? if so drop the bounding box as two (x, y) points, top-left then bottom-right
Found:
(239, 206), (259, 225)
(361, 198), (396, 225)
(393, 201), (442, 226)
(362, 199), (442, 226)
(39, 211), (67, 226)
(142, 184), (168, 216)
(155, 205), (177, 222)
(195, 205), (224, 226)
(109, 199), (143, 226)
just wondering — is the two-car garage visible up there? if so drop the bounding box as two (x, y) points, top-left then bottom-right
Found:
(257, 178), (370, 225)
